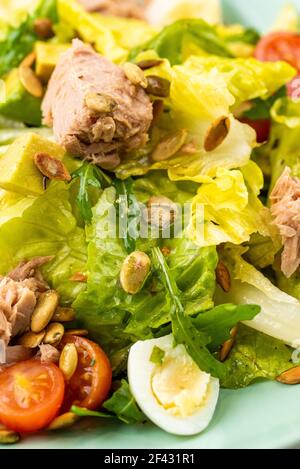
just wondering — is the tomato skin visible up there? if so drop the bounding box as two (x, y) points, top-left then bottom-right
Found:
(240, 117), (271, 143)
(254, 32), (300, 70)
(61, 336), (112, 410)
(0, 360), (65, 433)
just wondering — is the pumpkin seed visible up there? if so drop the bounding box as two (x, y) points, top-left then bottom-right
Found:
(152, 129), (187, 162)
(21, 51), (36, 68)
(47, 412), (79, 430)
(123, 62), (147, 88)
(216, 261), (231, 293)
(151, 100), (164, 126)
(31, 290), (59, 333)
(18, 330), (46, 348)
(85, 93), (116, 113)
(53, 307), (75, 322)
(33, 17), (54, 39)
(19, 65), (43, 98)
(34, 152), (71, 182)
(204, 116), (231, 152)
(120, 252), (151, 295)
(43, 322), (65, 346)
(147, 196), (178, 229)
(146, 75), (170, 98)
(219, 327), (238, 362)
(277, 366), (300, 385)
(136, 59), (163, 70)
(0, 429), (20, 444)
(64, 329), (89, 337)
(59, 343), (78, 380)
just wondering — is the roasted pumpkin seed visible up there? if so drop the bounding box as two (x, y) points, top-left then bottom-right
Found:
(34, 152), (71, 182)
(59, 343), (78, 380)
(216, 261), (231, 293)
(277, 366), (300, 385)
(146, 75), (170, 98)
(0, 429), (20, 444)
(64, 329), (89, 337)
(31, 290), (59, 333)
(47, 412), (80, 430)
(136, 59), (163, 70)
(85, 92), (116, 113)
(53, 307), (75, 322)
(33, 17), (54, 39)
(152, 129), (187, 162)
(147, 196), (178, 229)
(123, 62), (147, 88)
(219, 327), (238, 362)
(19, 65), (43, 98)
(43, 322), (65, 346)
(20, 51), (36, 68)
(120, 252), (151, 295)
(18, 330), (46, 348)
(204, 116), (231, 152)
(151, 99), (164, 126)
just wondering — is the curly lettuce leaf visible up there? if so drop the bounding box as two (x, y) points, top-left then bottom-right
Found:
(73, 173), (218, 367)
(222, 325), (294, 389)
(128, 18), (233, 65)
(0, 181), (87, 304)
(187, 162), (270, 247)
(216, 246), (300, 347)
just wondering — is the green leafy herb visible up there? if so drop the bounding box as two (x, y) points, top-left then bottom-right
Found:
(150, 345), (165, 365)
(243, 86), (287, 120)
(71, 406), (112, 419)
(221, 325), (294, 389)
(113, 178), (141, 254)
(128, 19), (233, 65)
(225, 28), (260, 45)
(192, 303), (260, 351)
(151, 246), (225, 379)
(103, 380), (146, 424)
(72, 163), (111, 224)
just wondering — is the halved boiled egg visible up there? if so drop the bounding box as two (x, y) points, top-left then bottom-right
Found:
(145, 0), (222, 28)
(128, 334), (219, 435)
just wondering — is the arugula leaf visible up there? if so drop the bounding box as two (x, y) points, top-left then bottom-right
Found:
(128, 19), (233, 65)
(151, 247), (226, 379)
(224, 28), (260, 45)
(103, 380), (146, 424)
(72, 163), (111, 224)
(221, 325), (294, 389)
(113, 178), (141, 254)
(71, 406), (112, 419)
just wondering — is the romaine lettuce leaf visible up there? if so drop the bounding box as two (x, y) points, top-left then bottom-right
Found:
(216, 246), (300, 347)
(187, 162), (270, 247)
(0, 181), (87, 304)
(73, 173), (218, 368)
(221, 325), (294, 389)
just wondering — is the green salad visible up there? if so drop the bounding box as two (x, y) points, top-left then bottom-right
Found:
(1, 0), (300, 444)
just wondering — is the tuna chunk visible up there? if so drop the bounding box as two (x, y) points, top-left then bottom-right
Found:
(38, 344), (60, 363)
(77, 0), (147, 18)
(42, 39), (153, 169)
(270, 167), (300, 278)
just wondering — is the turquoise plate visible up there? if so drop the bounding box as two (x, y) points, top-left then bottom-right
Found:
(3, 0), (300, 450)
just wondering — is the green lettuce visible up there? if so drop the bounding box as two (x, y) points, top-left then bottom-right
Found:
(0, 181), (87, 304)
(73, 173), (218, 368)
(216, 246), (300, 347)
(187, 162), (271, 247)
(128, 19), (233, 65)
(222, 325), (294, 389)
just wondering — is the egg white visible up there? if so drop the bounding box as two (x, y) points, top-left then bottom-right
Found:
(128, 334), (220, 436)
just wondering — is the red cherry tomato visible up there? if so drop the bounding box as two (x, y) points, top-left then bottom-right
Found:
(254, 32), (300, 69)
(0, 360), (65, 433)
(240, 117), (271, 143)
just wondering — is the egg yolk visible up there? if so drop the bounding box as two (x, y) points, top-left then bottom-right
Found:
(151, 345), (210, 417)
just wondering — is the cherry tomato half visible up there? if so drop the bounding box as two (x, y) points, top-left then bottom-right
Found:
(239, 117), (271, 143)
(254, 32), (300, 70)
(61, 336), (112, 410)
(0, 360), (65, 433)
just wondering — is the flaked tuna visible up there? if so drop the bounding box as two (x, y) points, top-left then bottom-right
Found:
(271, 167), (300, 278)
(42, 39), (153, 169)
